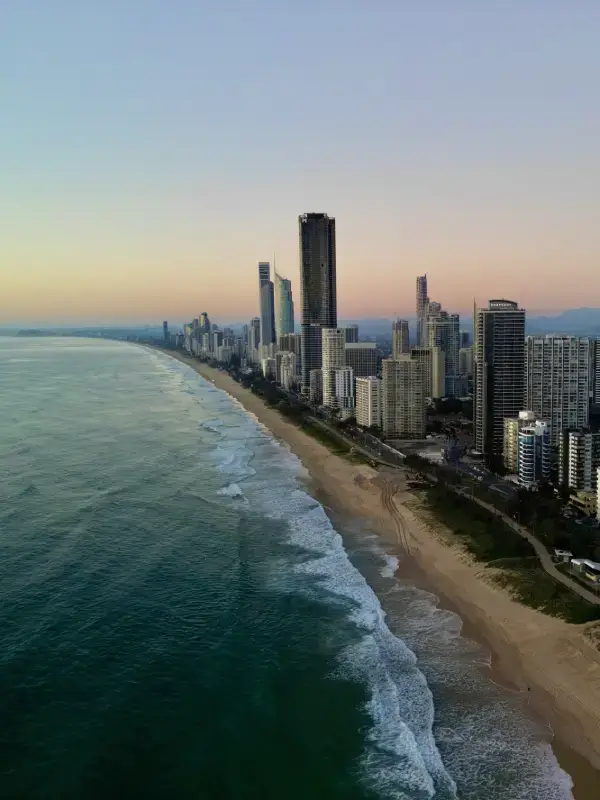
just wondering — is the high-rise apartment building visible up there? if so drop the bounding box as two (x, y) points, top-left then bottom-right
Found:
(416, 275), (428, 346)
(334, 367), (355, 415)
(345, 343), (378, 378)
(309, 369), (323, 405)
(162, 321), (169, 342)
(356, 377), (382, 428)
(248, 317), (261, 361)
(525, 336), (593, 444)
(299, 213), (337, 393)
(460, 331), (470, 348)
(592, 340), (600, 405)
(343, 324), (359, 343)
(474, 300), (526, 462)
(279, 332), (302, 375)
(426, 310), (460, 396)
(410, 346), (445, 399)
(274, 273), (295, 340)
(322, 328), (346, 407)
(518, 420), (552, 488)
(503, 410), (537, 473)
(559, 429), (600, 492)
(392, 319), (410, 358)
(459, 346), (474, 377)
(279, 352), (298, 391)
(381, 357), (426, 439)
(258, 262), (276, 350)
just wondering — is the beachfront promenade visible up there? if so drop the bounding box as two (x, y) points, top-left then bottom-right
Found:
(455, 488), (600, 606)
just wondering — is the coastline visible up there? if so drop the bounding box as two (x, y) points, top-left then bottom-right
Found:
(154, 349), (600, 795)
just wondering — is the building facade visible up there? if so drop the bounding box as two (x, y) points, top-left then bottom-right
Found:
(344, 342), (378, 378)
(426, 310), (460, 396)
(356, 377), (382, 428)
(474, 300), (526, 462)
(517, 420), (552, 487)
(279, 352), (298, 390)
(525, 336), (593, 445)
(299, 213), (337, 393)
(274, 273), (295, 340)
(559, 429), (600, 493)
(503, 410), (536, 473)
(381, 356), (426, 439)
(322, 328), (346, 407)
(309, 369), (323, 405)
(416, 275), (428, 346)
(392, 319), (410, 358)
(343, 324), (359, 343)
(409, 346), (445, 399)
(334, 367), (355, 416)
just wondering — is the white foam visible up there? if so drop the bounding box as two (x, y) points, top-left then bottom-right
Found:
(217, 483), (244, 498)
(380, 554), (400, 579)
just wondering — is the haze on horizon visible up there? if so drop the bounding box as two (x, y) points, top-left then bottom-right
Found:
(2, 3), (600, 326)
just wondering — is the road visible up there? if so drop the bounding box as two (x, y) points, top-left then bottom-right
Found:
(453, 488), (600, 606)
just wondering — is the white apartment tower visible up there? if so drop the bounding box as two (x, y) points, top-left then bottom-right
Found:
(410, 346), (445, 399)
(525, 336), (593, 445)
(559, 429), (600, 492)
(381, 357), (426, 438)
(426, 310), (460, 396)
(334, 367), (355, 415)
(322, 328), (346, 407)
(356, 377), (382, 428)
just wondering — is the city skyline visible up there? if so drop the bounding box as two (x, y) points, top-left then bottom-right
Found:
(3, 6), (600, 325)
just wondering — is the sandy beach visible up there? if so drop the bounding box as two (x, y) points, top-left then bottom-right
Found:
(160, 350), (600, 795)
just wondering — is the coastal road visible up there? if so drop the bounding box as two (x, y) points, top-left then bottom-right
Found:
(454, 488), (600, 606)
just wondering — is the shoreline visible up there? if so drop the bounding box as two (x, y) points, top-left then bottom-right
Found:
(153, 349), (600, 796)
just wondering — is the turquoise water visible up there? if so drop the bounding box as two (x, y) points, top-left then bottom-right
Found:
(0, 338), (574, 798)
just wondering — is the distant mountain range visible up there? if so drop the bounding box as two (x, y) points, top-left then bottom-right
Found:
(4, 308), (600, 340)
(340, 308), (600, 339)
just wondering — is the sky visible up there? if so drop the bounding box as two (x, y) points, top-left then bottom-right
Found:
(2, 2), (600, 325)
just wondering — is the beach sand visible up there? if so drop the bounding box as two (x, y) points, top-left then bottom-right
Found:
(159, 350), (600, 796)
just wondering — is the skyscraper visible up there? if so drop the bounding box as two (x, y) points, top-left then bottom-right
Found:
(410, 346), (445, 399)
(322, 328), (346, 408)
(274, 273), (295, 339)
(299, 213), (337, 392)
(525, 336), (593, 445)
(162, 321), (169, 342)
(426, 311), (461, 396)
(392, 319), (410, 358)
(416, 275), (428, 346)
(258, 262), (276, 349)
(474, 299), (526, 462)
(248, 317), (261, 359)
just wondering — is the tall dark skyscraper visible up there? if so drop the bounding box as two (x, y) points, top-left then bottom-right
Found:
(299, 213), (337, 393)
(474, 299), (526, 464)
(257, 262), (276, 348)
(416, 275), (428, 346)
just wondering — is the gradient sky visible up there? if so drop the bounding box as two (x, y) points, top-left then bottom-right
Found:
(2, 3), (600, 325)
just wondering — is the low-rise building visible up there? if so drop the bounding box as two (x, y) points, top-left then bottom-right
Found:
(569, 491), (597, 517)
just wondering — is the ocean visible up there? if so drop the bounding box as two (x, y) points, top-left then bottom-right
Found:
(0, 337), (575, 799)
